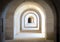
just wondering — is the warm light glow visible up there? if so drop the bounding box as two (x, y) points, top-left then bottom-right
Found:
(14, 2), (46, 40)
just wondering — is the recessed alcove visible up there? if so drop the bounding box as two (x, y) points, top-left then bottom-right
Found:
(1, 0), (56, 42)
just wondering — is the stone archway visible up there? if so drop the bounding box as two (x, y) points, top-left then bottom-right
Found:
(2, 0), (56, 41)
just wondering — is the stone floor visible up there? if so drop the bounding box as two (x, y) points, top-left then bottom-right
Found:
(5, 40), (54, 42)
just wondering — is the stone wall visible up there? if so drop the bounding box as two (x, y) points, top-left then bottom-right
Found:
(0, 0), (60, 42)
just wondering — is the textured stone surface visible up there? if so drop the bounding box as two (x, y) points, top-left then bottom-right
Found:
(5, 40), (54, 42)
